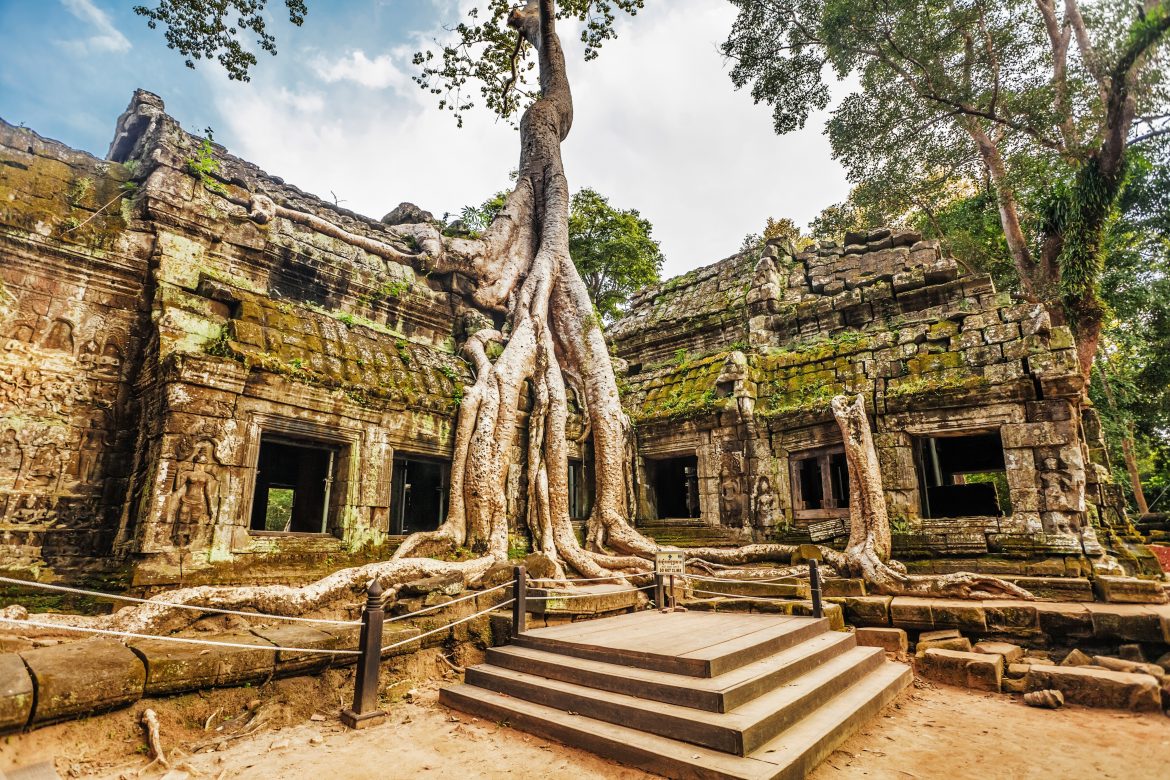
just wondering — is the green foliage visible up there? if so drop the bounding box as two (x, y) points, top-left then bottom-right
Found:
(411, 1), (645, 126)
(134, 0), (307, 82)
(337, 313), (356, 327)
(362, 278), (414, 305)
(568, 188), (663, 321)
(186, 128), (226, 194)
(458, 190), (509, 236)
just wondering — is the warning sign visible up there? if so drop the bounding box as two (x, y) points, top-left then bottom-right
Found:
(654, 550), (686, 575)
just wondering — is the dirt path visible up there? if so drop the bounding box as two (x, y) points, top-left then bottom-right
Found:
(2, 671), (1168, 779)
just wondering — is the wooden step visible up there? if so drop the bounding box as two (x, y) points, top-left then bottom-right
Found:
(514, 612), (830, 677)
(441, 660), (912, 780)
(486, 629), (856, 713)
(466, 645), (885, 755)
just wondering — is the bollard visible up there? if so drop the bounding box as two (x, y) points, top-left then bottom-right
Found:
(809, 559), (823, 619)
(511, 565), (527, 638)
(341, 580), (387, 729)
(654, 572), (664, 611)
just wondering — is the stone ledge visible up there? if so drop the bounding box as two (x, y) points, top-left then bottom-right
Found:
(0, 653), (33, 733)
(21, 638), (145, 725)
(917, 648), (1003, 692)
(129, 631), (276, 695)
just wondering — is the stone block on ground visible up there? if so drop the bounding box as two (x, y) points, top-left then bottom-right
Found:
(1094, 576), (1168, 604)
(974, 641), (1025, 664)
(1025, 665), (1162, 711)
(1156, 650), (1170, 674)
(854, 627), (907, 653)
(1002, 676), (1028, 694)
(399, 574), (464, 598)
(250, 624), (351, 676)
(841, 596), (892, 626)
(1117, 643), (1146, 663)
(0, 653), (34, 733)
(916, 637), (972, 655)
(1036, 602), (1093, 639)
(21, 638), (145, 724)
(919, 628), (961, 643)
(917, 648), (1003, 692)
(821, 578), (866, 597)
(1091, 656), (1165, 679)
(1061, 648), (1093, 667)
(889, 598), (934, 630)
(529, 584), (642, 616)
(1007, 663), (1033, 678)
(129, 631), (275, 694)
(1002, 577), (1094, 602)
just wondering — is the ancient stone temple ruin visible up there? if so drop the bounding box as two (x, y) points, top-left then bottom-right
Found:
(0, 91), (1158, 590)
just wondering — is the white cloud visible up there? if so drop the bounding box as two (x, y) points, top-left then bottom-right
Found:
(59, 0), (131, 55)
(313, 50), (412, 92)
(206, 0), (850, 279)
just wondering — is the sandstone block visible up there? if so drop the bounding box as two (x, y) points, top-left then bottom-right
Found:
(1091, 656), (1165, 679)
(919, 628), (961, 643)
(22, 638), (145, 724)
(1007, 663), (1033, 677)
(1002, 676), (1029, 694)
(1036, 603), (1093, 638)
(918, 648), (1002, 693)
(0, 653), (33, 733)
(855, 627), (907, 653)
(1087, 604), (1170, 643)
(916, 637), (972, 655)
(130, 631), (276, 694)
(974, 641), (1024, 664)
(929, 601), (988, 632)
(1061, 648), (1093, 667)
(890, 597), (934, 630)
(250, 625), (351, 676)
(841, 595), (892, 626)
(1094, 576), (1168, 604)
(1026, 665), (1162, 711)
(1117, 644), (1146, 663)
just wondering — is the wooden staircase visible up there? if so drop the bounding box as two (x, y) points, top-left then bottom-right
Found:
(441, 610), (910, 779)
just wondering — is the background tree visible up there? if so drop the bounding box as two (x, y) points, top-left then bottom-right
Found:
(724, 0), (1170, 378)
(567, 188), (662, 321)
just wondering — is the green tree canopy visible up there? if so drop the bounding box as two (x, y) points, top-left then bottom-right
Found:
(724, 0), (1170, 378)
(568, 188), (663, 321)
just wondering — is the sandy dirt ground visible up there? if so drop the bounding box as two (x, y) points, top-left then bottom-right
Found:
(2, 665), (1168, 779)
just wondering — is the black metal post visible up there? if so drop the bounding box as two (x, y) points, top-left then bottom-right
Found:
(511, 565), (527, 637)
(341, 580), (386, 729)
(809, 559), (823, 619)
(654, 572), (665, 611)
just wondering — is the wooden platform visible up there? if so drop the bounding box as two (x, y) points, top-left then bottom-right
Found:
(441, 610), (910, 779)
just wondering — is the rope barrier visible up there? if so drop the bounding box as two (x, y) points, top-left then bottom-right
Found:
(529, 575), (637, 584)
(0, 576), (359, 627)
(383, 580), (513, 624)
(0, 617), (361, 655)
(380, 599), (513, 653)
(688, 588), (809, 604)
(524, 585), (654, 601)
(680, 573), (802, 586)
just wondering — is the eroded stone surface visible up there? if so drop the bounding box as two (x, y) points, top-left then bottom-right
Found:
(1025, 665), (1162, 711)
(0, 653), (33, 732)
(21, 638), (145, 724)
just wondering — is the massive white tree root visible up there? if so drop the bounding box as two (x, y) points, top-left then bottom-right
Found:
(2, 3), (1030, 640)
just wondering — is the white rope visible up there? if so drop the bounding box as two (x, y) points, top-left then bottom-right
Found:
(688, 588), (808, 604)
(0, 576), (359, 627)
(525, 585), (653, 601)
(381, 599), (513, 653)
(681, 573), (803, 586)
(0, 617), (361, 655)
(384, 581), (512, 624)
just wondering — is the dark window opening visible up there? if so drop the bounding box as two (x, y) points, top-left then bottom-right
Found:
(791, 446), (850, 520)
(916, 431), (1010, 518)
(392, 456), (449, 534)
(250, 437), (339, 533)
(649, 455), (700, 519)
(568, 459), (594, 520)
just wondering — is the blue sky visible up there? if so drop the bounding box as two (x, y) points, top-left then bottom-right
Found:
(0, 0), (850, 277)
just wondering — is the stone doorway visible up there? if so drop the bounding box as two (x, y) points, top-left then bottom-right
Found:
(648, 455), (700, 519)
(391, 456), (449, 534)
(248, 436), (339, 534)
